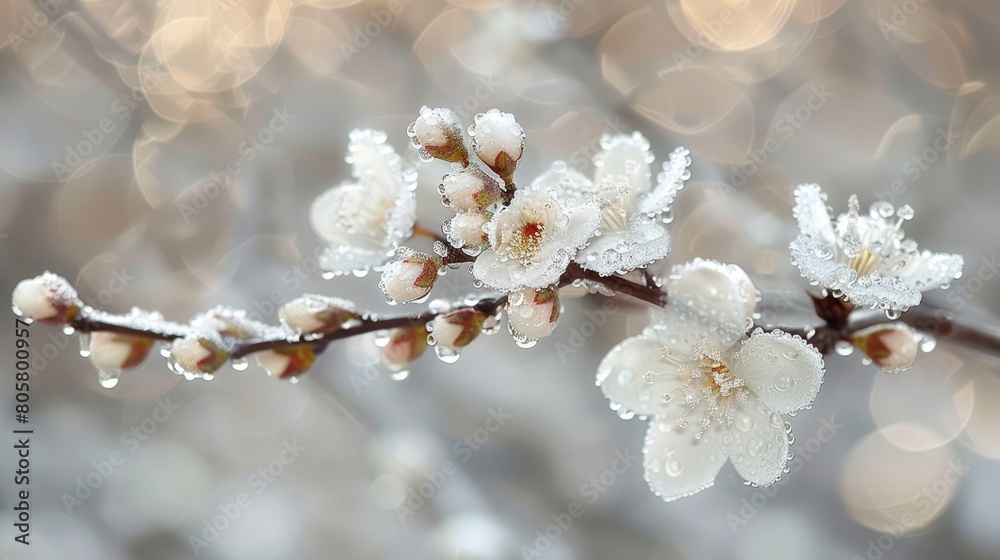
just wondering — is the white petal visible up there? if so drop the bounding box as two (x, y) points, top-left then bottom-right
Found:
(637, 146), (689, 216)
(346, 129), (412, 193)
(575, 223), (670, 277)
(644, 406), (727, 502)
(898, 250), (964, 293)
(792, 184), (836, 244)
(318, 246), (389, 276)
(843, 272), (921, 312)
(733, 329), (824, 414)
(530, 162), (595, 203)
(725, 395), (790, 487)
(596, 334), (689, 417)
(666, 259), (757, 349)
(561, 203), (603, 249)
(593, 132), (653, 197)
(789, 233), (843, 287)
(471, 250), (521, 293)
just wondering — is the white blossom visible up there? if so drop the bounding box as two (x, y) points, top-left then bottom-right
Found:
(254, 346), (316, 379)
(310, 129), (417, 276)
(378, 249), (443, 304)
(439, 166), (503, 213)
(789, 184), (963, 316)
(12, 272), (81, 324)
(469, 109), (524, 183)
(408, 106), (468, 163)
(472, 182), (601, 292)
(506, 285), (560, 344)
(444, 212), (489, 249)
(88, 331), (154, 372)
(278, 294), (360, 334)
(851, 323), (919, 373)
(596, 259), (825, 501)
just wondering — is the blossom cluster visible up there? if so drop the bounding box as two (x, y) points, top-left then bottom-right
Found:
(12, 106), (967, 503)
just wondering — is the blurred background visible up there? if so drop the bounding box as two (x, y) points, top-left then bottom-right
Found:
(1, 0), (999, 558)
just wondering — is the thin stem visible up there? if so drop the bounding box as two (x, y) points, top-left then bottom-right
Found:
(561, 263), (668, 307)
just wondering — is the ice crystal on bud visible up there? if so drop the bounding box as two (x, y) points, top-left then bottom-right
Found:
(851, 323), (919, 373)
(12, 272), (81, 324)
(279, 294), (360, 334)
(439, 166), (503, 213)
(379, 248), (443, 304)
(506, 285), (560, 344)
(789, 184), (963, 314)
(596, 260), (824, 502)
(311, 129), (417, 276)
(469, 109), (524, 184)
(408, 106), (468, 164)
(168, 336), (228, 379)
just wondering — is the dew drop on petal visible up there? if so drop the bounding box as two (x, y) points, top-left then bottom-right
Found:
(232, 358), (249, 371)
(97, 369), (120, 389)
(63, 325), (75, 336)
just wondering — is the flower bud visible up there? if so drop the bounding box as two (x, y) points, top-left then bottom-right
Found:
(445, 212), (489, 249)
(470, 109), (524, 184)
(439, 166), (502, 212)
(88, 331), (154, 372)
(169, 336), (228, 376)
(381, 325), (429, 371)
(12, 273), (81, 324)
(428, 308), (486, 350)
(279, 295), (361, 334)
(507, 286), (560, 342)
(852, 323), (919, 373)
(409, 106), (468, 163)
(379, 249), (443, 304)
(254, 345), (316, 379)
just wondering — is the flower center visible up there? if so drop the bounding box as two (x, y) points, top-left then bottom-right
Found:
(848, 248), (880, 276)
(504, 220), (545, 265)
(653, 346), (749, 439)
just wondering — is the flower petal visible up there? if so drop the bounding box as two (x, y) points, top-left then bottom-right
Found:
(665, 259), (757, 349)
(471, 250), (522, 293)
(596, 333), (689, 417)
(575, 223), (670, 277)
(792, 183), (836, 244)
(843, 272), (921, 312)
(593, 132), (653, 198)
(732, 329), (824, 414)
(530, 162), (595, 204)
(898, 250), (964, 293)
(725, 394), (790, 487)
(637, 146), (689, 216)
(644, 406), (727, 502)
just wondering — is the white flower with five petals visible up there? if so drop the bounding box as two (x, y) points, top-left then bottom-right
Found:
(789, 184), (963, 315)
(310, 130), (417, 276)
(472, 182), (601, 292)
(596, 259), (825, 501)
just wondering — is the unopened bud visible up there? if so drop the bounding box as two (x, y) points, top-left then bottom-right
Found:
(279, 294), (361, 334)
(428, 308), (486, 350)
(381, 325), (429, 371)
(12, 273), (81, 324)
(89, 331), (154, 372)
(470, 109), (524, 184)
(507, 286), (560, 342)
(169, 336), (228, 375)
(852, 323), (919, 373)
(254, 345), (316, 379)
(445, 212), (489, 248)
(409, 106), (467, 163)
(379, 249), (442, 304)
(439, 166), (502, 212)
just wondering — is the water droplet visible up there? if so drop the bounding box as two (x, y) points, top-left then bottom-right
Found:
(435, 346), (461, 363)
(617, 369), (634, 385)
(734, 412), (754, 432)
(782, 349), (799, 360)
(390, 370), (410, 381)
(884, 309), (902, 320)
(835, 340), (855, 356)
(774, 373), (794, 392)
(97, 369), (120, 389)
(62, 325), (76, 336)
(79, 333), (91, 358)
(288, 376), (299, 384)
(515, 338), (537, 349)
(232, 358), (249, 371)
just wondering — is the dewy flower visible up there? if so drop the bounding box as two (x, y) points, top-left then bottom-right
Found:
(596, 259), (825, 501)
(381, 325), (429, 372)
(254, 346), (316, 379)
(408, 106), (468, 164)
(789, 184), (963, 316)
(12, 272), (81, 324)
(472, 182), (601, 292)
(88, 331), (154, 372)
(851, 323), (919, 373)
(310, 129), (417, 276)
(506, 285), (560, 344)
(279, 294), (361, 334)
(577, 134), (690, 277)
(468, 109), (524, 184)
(428, 308), (486, 354)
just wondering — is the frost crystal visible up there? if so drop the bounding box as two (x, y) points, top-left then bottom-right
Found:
(789, 184), (964, 314)
(311, 129), (417, 277)
(595, 260), (824, 502)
